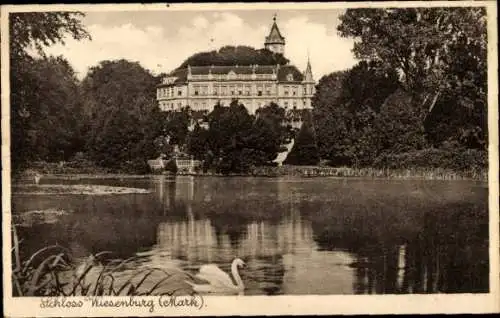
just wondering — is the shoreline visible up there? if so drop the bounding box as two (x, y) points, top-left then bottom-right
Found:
(31, 166), (488, 182)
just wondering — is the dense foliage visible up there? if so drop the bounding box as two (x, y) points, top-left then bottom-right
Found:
(10, 12), (90, 172)
(185, 101), (291, 174)
(177, 46), (289, 69)
(80, 60), (161, 173)
(313, 7), (487, 170)
(284, 111), (320, 166)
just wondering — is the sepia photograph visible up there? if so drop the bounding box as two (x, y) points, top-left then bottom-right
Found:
(2, 2), (498, 316)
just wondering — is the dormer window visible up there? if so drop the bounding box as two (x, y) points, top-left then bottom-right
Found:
(228, 70), (236, 79)
(287, 73), (294, 81)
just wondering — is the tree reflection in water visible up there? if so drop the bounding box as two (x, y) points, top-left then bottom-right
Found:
(14, 177), (488, 295)
(311, 201), (488, 294)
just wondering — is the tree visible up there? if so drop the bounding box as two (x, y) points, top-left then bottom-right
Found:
(186, 122), (209, 160)
(9, 12), (90, 61)
(81, 59), (160, 171)
(18, 56), (85, 162)
(374, 88), (428, 155)
(338, 8), (488, 149)
(160, 107), (191, 147)
(198, 100), (290, 173)
(284, 112), (320, 165)
(312, 71), (351, 165)
(312, 62), (399, 166)
(256, 102), (294, 145)
(206, 100), (254, 173)
(9, 12), (90, 172)
(177, 45), (289, 69)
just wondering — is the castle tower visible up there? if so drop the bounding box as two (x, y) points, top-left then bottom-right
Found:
(264, 14), (285, 55)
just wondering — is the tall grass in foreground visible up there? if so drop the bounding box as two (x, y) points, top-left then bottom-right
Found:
(11, 224), (191, 297)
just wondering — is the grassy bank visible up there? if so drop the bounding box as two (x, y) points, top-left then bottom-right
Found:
(250, 165), (488, 181)
(31, 166), (488, 181)
(20, 161), (487, 181)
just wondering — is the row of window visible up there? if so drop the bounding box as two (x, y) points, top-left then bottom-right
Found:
(159, 85), (314, 99)
(158, 87), (182, 98)
(190, 84), (305, 97)
(159, 100), (308, 111)
(190, 73), (275, 80)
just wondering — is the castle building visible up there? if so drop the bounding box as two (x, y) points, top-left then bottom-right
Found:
(156, 16), (315, 114)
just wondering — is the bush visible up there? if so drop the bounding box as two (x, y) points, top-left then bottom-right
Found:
(373, 147), (487, 171)
(120, 159), (151, 174)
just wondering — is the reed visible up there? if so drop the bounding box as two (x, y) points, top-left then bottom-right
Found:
(11, 224), (189, 297)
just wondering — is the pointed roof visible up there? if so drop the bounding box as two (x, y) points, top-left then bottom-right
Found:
(303, 54), (314, 82)
(265, 15), (285, 45)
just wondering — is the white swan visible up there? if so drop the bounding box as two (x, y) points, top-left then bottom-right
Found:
(186, 258), (246, 295)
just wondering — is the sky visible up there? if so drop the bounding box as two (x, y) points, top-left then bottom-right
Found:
(43, 8), (359, 81)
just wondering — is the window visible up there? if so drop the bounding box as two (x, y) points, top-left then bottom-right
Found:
(178, 102), (182, 108)
(194, 102), (199, 109)
(292, 86), (297, 96)
(178, 89), (182, 96)
(202, 102), (207, 109)
(258, 90), (262, 96)
(265, 85), (272, 95)
(239, 90), (242, 95)
(293, 101), (297, 108)
(284, 101), (289, 108)
(287, 73), (294, 81)
(194, 85), (199, 96)
(221, 86), (227, 95)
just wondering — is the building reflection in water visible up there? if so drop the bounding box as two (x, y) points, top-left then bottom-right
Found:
(149, 176), (356, 295)
(148, 177), (488, 295)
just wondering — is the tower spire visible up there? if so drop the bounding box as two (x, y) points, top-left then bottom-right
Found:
(304, 50), (313, 83)
(264, 13), (285, 55)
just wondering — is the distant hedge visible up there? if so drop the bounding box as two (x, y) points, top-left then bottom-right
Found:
(372, 148), (487, 171)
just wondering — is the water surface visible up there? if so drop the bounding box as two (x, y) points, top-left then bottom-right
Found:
(13, 176), (489, 295)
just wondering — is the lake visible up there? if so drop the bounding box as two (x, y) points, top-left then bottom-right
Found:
(12, 176), (489, 295)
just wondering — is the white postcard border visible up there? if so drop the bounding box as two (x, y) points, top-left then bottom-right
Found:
(2, 2), (498, 316)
